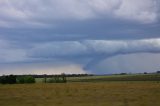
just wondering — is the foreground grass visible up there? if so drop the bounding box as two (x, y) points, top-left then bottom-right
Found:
(0, 82), (160, 106)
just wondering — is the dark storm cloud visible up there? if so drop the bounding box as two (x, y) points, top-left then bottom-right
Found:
(0, 0), (160, 74)
(0, 0), (160, 43)
(27, 39), (160, 70)
(0, 19), (160, 45)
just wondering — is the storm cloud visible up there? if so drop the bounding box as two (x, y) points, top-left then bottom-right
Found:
(27, 38), (160, 71)
(29, 39), (160, 58)
(0, 0), (159, 27)
(0, 0), (160, 74)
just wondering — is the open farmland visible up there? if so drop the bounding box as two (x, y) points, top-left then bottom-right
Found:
(1, 74), (160, 106)
(35, 74), (160, 83)
(67, 74), (160, 82)
(0, 82), (160, 106)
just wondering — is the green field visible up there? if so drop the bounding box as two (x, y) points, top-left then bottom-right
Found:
(1, 74), (160, 106)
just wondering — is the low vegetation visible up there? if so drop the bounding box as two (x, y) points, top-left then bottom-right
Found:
(67, 74), (160, 82)
(0, 73), (160, 106)
(0, 75), (17, 84)
(44, 74), (67, 83)
(17, 76), (35, 84)
(0, 75), (35, 84)
(0, 82), (160, 106)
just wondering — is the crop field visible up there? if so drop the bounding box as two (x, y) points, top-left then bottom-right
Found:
(36, 74), (160, 82)
(67, 74), (160, 82)
(1, 74), (160, 106)
(0, 81), (160, 106)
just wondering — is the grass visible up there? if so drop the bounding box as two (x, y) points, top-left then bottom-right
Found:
(0, 82), (160, 106)
(1, 74), (160, 106)
(35, 74), (160, 83)
(67, 74), (160, 82)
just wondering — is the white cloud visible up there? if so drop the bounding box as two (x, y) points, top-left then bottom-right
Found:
(114, 0), (159, 23)
(0, 0), (159, 27)
(87, 0), (121, 13)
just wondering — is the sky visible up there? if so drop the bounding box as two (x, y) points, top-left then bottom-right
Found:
(0, 0), (160, 75)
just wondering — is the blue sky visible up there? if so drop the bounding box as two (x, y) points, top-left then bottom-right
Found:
(0, 0), (160, 75)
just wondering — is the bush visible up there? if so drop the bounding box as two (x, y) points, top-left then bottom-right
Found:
(16, 76), (25, 84)
(0, 75), (16, 84)
(0, 76), (7, 84)
(24, 76), (35, 83)
(8, 75), (17, 84)
(47, 76), (67, 83)
(17, 76), (35, 84)
(120, 73), (127, 75)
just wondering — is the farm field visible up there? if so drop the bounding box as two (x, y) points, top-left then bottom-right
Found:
(67, 74), (160, 82)
(36, 74), (160, 82)
(0, 82), (160, 106)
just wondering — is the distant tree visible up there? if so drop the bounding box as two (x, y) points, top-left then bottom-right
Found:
(0, 76), (7, 84)
(44, 74), (47, 83)
(17, 76), (25, 84)
(0, 75), (16, 84)
(8, 75), (16, 84)
(17, 76), (35, 84)
(156, 71), (160, 74)
(61, 73), (67, 83)
(120, 73), (127, 75)
(46, 73), (67, 83)
(144, 72), (148, 74)
(24, 76), (35, 83)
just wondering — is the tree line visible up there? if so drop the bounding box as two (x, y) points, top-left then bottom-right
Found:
(0, 73), (79, 84)
(0, 75), (35, 84)
(30, 74), (93, 78)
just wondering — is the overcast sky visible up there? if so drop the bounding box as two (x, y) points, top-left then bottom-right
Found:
(0, 0), (160, 75)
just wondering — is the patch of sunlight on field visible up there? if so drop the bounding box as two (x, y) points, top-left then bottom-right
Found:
(0, 82), (160, 106)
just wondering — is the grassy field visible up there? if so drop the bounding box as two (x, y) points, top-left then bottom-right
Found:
(0, 82), (160, 106)
(1, 74), (160, 106)
(68, 74), (160, 82)
(36, 74), (160, 82)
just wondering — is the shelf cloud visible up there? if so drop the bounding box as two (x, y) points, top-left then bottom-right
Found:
(26, 38), (160, 72)
(29, 38), (160, 58)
